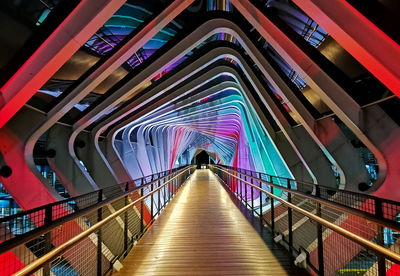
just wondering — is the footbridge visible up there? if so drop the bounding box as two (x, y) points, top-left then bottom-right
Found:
(1, 166), (400, 275)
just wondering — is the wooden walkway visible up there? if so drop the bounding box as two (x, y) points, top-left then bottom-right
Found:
(113, 170), (306, 275)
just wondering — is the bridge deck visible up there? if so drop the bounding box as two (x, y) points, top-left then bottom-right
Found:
(113, 170), (305, 275)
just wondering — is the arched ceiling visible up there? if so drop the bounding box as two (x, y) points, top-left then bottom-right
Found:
(1, 0), (399, 199)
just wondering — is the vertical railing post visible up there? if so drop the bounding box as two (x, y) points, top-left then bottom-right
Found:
(140, 184), (144, 234)
(167, 175), (170, 202)
(241, 170), (244, 203)
(245, 173), (248, 207)
(97, 190), (103, 275)
(228, 170), (231, 190)
(230, 173), (233, 191)
(316, 186), (324, 276)
(251, 176), (254, 214)
(158, 173), (161, 216)
(224, 170), (227, 183)
(172, 174), (175, 198)
(169, 173), (173, 198)
(235, 170), (238, 197)
(178, 172), (180, 191)
(123, 193), (128, 257)
(124, 182), (130, 260)
(241, 170), (244, 201)
(150, 181), (154, 223)
(237, 171), (240, 198)
(259, 173), (263, 222)
(271, 185), (275, 233)
(164, 175), (167, 208)
(43, 204), (53, 276)
(287, 179), (293, 255)
(235, 170), (238, 196)
(375, 198), (386, 276)
(239, 171), (243, 201)
(227, 173), (230, 189)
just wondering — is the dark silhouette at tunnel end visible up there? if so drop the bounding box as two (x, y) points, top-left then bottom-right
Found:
(192, 150), (215, 169)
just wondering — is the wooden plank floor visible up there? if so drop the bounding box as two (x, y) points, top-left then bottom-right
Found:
(113, 170), (306, 275)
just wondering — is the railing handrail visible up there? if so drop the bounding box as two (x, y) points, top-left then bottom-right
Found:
(212, 166), (400, 266)
(0, 166), (192, 256)
(0, 167), (181, 224)
(0, 166), (185, 224)
(12, 166), (194, 276)
(217, 164), (399, 205)
(217, 164), (316, 186)
(213, 165), (400, 232)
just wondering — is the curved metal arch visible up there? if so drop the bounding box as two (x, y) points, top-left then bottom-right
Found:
(110, 66), (294, 172)
(123, 92), (255, 175)
(76, 19), (365, 189)
(96, 48), (336, 187)
(88, 21), (380, 190)
(101, 61), (304, 182)
(229, 1), (388, 186)
(93, 58), (326, 188)
(22, 0), (196, 189)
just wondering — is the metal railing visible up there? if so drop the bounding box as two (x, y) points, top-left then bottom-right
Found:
(0, 166), (195, 276)
(211, 165), (400, 276)
(0, 166), (186, 245)
(215, 165), (400, 230)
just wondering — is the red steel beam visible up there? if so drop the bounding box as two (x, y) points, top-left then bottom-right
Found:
(0, 0), (125, 129)
(293, 0), (400, 96)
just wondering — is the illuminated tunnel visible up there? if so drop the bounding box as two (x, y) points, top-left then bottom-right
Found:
(0, 0), (399, 275)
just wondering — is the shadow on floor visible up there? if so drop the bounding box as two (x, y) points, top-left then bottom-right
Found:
(219, 178), (309, 276)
